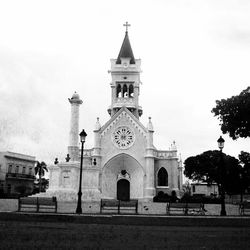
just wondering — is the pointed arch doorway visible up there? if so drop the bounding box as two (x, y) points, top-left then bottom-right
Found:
(102, 153), (145, 199)
(117, 179), (130, 201)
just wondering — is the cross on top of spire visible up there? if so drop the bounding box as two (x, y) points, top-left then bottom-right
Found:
(123, 21), (131, 32)
(116, 22), (135, 64)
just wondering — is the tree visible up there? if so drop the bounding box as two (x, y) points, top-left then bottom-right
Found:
(182, 180), (191, 196)
(34, 161), (48, 193)
(238, 151), (250, 193)
(212, 87), (250, 139)
(184, 150), (241, 194)
(33, 177), (49, 194)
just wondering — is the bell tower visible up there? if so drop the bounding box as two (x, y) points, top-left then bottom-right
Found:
(108, 22), (142, 119)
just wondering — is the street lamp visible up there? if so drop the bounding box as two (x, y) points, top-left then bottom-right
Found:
(217, 136), (226, 216)
(76, 129), (87, 214)
(239, 172), (243, 204)
(217, 136), (225, 150)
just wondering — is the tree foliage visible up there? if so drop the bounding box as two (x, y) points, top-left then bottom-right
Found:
(212, 87), (250, 139)
(238, 151), (250, 192)
(33, 177), (49, 194)
(34, 161), (48, 192)
(184, 150), (241, 194)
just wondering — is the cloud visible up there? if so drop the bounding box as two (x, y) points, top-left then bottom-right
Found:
(0, 49), (73, 162)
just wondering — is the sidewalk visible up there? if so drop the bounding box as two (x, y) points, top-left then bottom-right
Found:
(1, 212), (250, 227)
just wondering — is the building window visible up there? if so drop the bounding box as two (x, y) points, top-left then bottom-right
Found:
(8, 165), (12, 173)
(22, 167), (26, 174)
(157, 168), (168, 186)
(15, 166), (19, 174)
(192, 185), (196, 193)
(29, 167), (32, 175)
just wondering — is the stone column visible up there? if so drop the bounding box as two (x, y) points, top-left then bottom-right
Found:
(68, 92), (83, 162)
(144, 117), (155, 200)
(92, 117), (101, 166)
(92, 117), (102, 191)
(178, 157), (183, 190)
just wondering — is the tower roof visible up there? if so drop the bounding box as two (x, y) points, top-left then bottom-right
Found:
(116, 31), (135, 64)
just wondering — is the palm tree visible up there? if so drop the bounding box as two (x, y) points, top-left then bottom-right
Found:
(34, 161), (48, 193)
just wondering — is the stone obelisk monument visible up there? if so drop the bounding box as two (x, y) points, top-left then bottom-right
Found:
(68, 92), (83, 162)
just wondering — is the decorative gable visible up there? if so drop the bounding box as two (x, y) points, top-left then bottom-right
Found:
(100, 107), (147, 139)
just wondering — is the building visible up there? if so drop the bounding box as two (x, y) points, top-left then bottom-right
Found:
(0, 151), (36, 196)
(191, 182), (218, 197)
(47, 25), (183, 201)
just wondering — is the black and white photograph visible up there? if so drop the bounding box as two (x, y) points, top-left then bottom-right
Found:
(0, 0), (250, 249)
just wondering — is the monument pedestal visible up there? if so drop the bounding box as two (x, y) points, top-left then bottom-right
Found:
(44, 162), (101, 201)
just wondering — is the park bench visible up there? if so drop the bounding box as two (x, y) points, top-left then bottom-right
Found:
(119, 199), (138, 214)
(100, 199), (138, 214)
(239, 201), (250, 215)
(100, 199), (119, 213)
(186, 203), (205, 215)
(18, 197), (57, 213)
(167, 202), (205, 215)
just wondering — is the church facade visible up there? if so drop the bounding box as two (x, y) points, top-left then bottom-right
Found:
(47, 27), (183, 201)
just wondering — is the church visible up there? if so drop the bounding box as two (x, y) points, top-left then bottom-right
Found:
(47, 24), (183, 201)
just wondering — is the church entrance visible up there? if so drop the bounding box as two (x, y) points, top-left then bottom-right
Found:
(117, 179), (130, 201)
(102, 153), (144, 199)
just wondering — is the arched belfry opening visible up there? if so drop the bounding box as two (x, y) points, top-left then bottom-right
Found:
(116, 84), (122, 97)
(123, 84), (128, 97)
(129, 84), (134, 97)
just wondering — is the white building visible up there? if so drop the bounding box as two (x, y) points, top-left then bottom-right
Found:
(47, 27), (183, 201)
(191, 182), (219, 197)
(0, 151), (36, 196)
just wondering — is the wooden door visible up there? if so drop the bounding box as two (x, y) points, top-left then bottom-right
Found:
(117, 179), (130, 201)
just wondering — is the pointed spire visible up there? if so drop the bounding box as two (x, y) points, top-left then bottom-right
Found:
(171, 141), (177, 150)
(94, 117), (101, 131)
(147, 117), (154, 132)
(179, 153), (182, 163)
(116, 23), (135, 64)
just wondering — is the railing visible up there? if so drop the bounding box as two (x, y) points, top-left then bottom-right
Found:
(6, 173), (35, 180)
(155, 151), (178, 158)
(114, 97), (135, 107)
(82, 149), (93, 157)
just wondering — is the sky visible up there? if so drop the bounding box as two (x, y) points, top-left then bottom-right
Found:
(0, 0), (250, 169)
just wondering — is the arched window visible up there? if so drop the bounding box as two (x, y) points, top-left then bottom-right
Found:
(123, 84), (128, 97)
(117, 84), (122, 97)
(129, 84), (134, 97)
(157, 168), (168, 186)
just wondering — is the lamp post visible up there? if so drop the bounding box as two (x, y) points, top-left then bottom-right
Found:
(239, 172), (243, 204)
(217, 136), (226, 216)
(76, 129), (87, 214)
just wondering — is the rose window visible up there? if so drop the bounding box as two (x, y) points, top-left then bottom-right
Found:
(112, 126), (135, 149)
